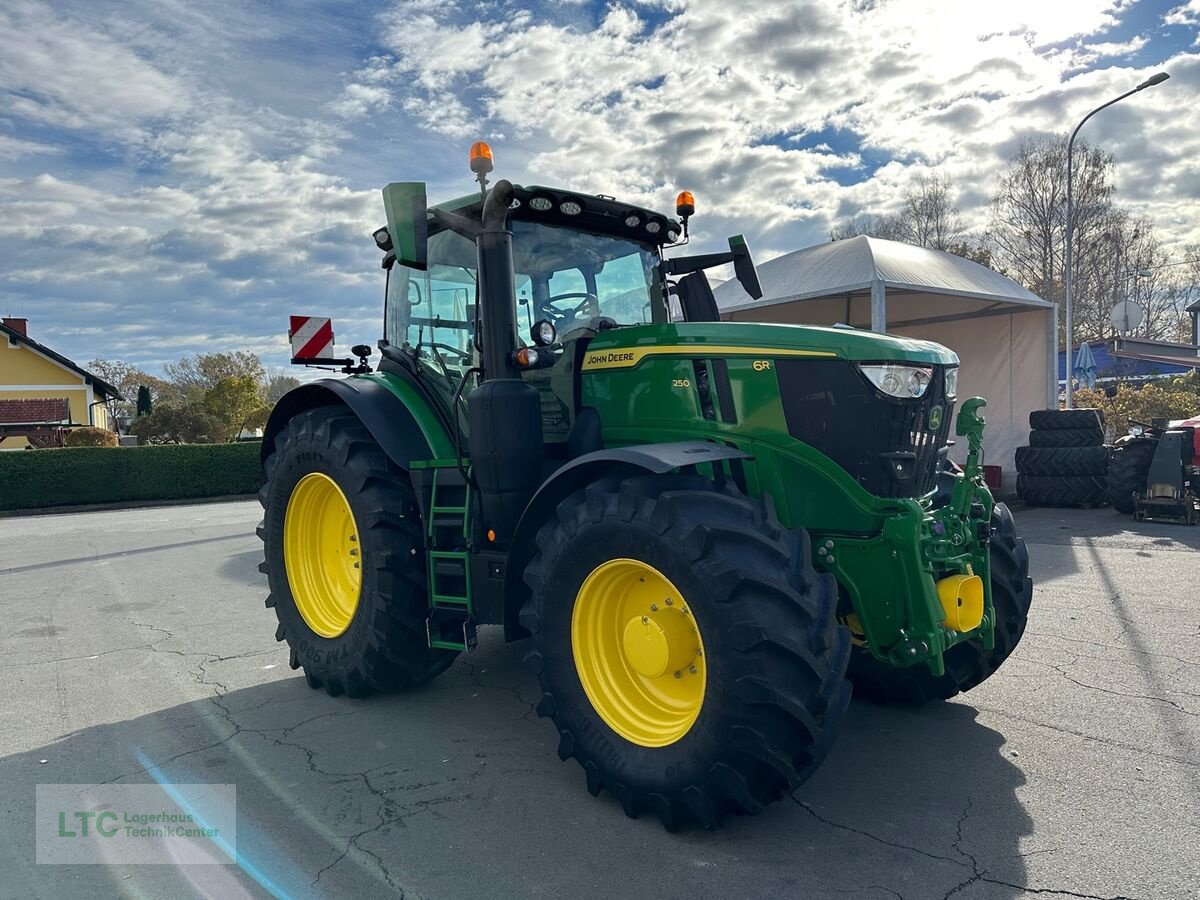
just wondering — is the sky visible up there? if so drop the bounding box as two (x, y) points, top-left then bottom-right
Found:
(1, 0), (1197, 374)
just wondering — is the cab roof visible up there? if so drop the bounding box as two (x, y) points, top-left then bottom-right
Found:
(432, 184), (681, 247)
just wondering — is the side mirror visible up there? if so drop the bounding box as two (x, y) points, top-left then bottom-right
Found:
(728, 234), (763, 300)
(381, 182), (428, 271)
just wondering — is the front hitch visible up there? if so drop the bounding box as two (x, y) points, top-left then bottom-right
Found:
(950, 397), (991, 518)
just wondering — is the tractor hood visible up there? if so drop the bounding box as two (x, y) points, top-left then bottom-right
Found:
(582, 321), (957, 368)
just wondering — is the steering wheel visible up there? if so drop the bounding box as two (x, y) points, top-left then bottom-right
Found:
(544, 292), (599, 323)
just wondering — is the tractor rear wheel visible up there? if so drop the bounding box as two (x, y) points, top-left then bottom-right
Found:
(1107, 439), (1156, 515)
(521, 473), (851, 830)
(848, 503), (1033, 705)
(259, 405), (456, 697)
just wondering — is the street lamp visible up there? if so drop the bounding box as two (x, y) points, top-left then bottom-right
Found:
(1064, 71), (1169, 407)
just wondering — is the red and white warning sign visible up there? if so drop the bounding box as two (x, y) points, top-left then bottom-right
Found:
(289, 316), (334, 360)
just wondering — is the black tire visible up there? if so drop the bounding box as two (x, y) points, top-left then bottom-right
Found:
(1014, 445), (1109, 477)
(521, 473), (851, 830)
(1107, 439), (1156, 515)
(1029, 407), (1105, 431)
(258, 406), (456, 697)
(1029, 426), (1105, 448)
(848, 503), (1032, 704)
(1017, 473), (1107, 507)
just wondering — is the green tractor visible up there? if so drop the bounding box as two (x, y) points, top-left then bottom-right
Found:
(258, 143), (1033, 829)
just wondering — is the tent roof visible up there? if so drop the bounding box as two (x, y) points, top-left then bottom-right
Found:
(714, 235), (1051, 313)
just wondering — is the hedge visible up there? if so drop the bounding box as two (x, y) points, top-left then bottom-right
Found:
(0, 442), (263, 511)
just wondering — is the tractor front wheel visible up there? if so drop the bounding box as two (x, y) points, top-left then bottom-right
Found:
(521, 474), (851, 829)
(848, 502), (1033, 704)
(259, 406), (456, 697)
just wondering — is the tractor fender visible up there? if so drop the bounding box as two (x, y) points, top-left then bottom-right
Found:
(261, 378), (435, 471)
(501, 441), (752, 639)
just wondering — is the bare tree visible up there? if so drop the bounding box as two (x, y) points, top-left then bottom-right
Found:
(263, 368), (301, 404)
(830, 213), (906, 242)
(163, 351), (266, 402)
(987, 135), (1117, 337)
(830, 171), (974, 257)
(897, 172), (964, 250)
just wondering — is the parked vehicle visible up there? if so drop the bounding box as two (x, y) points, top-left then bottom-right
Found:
(256, 143), (1032, 828)
(1109, 416), (1200, 525)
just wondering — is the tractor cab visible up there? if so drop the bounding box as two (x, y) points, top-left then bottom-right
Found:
(382, 193), (665, 443)
(376, 154), (761, 453)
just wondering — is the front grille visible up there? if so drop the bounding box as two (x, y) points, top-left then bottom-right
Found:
(776, 359), (955, 498)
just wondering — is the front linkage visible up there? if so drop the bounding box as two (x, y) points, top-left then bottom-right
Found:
(818, 398), (996, 678)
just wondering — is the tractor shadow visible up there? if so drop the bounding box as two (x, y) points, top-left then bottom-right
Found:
(0, 633), (1032, 900)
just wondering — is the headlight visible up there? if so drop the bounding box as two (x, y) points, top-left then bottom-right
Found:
(529, 196), (553, 211)
(530, 319), (556, 347)
(559, 200), (582, 216)
(943, 366), (958, 400)
(645, 220), (661, 234)
(859, 364), (934, 399)
(624, 214), (640, 228)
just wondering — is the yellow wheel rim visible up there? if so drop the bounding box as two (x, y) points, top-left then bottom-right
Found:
(283, 472), (362, 638)
(571, 559), (706, 748)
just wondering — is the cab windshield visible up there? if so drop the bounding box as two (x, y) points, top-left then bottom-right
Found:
(385, 220), (662, 378)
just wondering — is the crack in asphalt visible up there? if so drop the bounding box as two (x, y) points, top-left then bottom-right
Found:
(1023, 631), (1200, 667)
(975, 705), (1200, 769)
(101, 617), (418, 895)
(462, 661), (540, 723)
(791, 798), (962, 866)
(942, 800), (982, 899)
(1011, 653), (1199, 718)
(0, 644), (156, 668)
(796, 797), (1146, 900)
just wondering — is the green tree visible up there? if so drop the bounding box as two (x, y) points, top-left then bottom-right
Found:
(164, 352), (266, 403)
(64, 426), (119, 448)
(86, 359), (177, 417)
(136, 385), (153, 417)
(128, 404), (220, 444)
(203, 375), (269, 442)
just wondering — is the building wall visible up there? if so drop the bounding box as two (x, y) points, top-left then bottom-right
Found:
(0, 340), (108, 450)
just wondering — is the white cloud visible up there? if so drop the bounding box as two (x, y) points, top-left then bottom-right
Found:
(342, 0), (1197, 262)
(0, 135), (61, 160)
(1165, 0), (1200, 26)
(0, 0), (1197, 371)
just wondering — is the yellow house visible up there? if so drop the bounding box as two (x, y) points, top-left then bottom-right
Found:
(0, 317), (122, 449)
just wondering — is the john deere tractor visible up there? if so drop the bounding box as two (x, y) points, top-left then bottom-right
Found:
(258, 143), (1032, 829)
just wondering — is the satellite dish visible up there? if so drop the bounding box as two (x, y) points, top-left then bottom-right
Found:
(1110, 300), (1144, 334)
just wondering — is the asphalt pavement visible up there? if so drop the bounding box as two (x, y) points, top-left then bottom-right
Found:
(1, 500), (1197, 900)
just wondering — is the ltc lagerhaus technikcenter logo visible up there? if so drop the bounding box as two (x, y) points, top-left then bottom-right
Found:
(36, 784), (236, 865)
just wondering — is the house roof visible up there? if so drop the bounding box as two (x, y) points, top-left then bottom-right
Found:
(714, 235), (1051, 313)
(0, 320), (123, 400)
(1057, 339), (1193, 381)
(1187, 298), (1200, 313)
(0, 398), (71, 425)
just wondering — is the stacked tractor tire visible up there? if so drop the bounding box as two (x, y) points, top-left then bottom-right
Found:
(1016, 408), (1109, 507)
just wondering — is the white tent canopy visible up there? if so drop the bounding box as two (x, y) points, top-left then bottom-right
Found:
(714, 236), (1057, 485)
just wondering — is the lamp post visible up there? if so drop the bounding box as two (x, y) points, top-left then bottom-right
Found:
(1063, 71), (1169, 408)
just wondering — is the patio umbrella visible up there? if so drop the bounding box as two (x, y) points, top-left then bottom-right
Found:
(1073, 342), (1098, 389)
